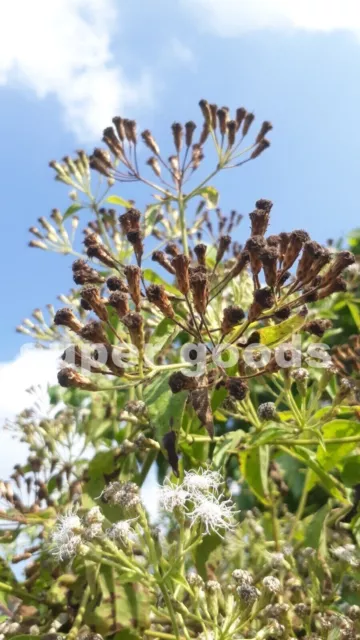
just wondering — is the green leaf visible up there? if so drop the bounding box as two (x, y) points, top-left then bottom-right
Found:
(315, 420), (360, 472)
(143, 373), (187, 439)
(249, 424), (291, 446)
(195, 186), (219, 209)
(195, 533), (221, 579)
(144, 204), (162, 234)
(303, 503), (331, 553)
(256, 310), (307, 348)
(280, 446), (346, 501)
(105, 194), (132, 208)
(342, 455), (360, 487)
(63, 203), (83, 220)
(348, 301), (360, 329)
(147, 318), (180, 359)
(212, 430), (245, 468)
(240, 446), (270, 505)
(143, 269), (181, 296)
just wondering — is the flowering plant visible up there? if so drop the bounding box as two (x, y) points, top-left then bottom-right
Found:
(1, 100), (360, 640)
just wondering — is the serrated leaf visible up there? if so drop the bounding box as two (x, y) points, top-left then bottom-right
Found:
(105, 195), (132, 207)
(143, 373), (187, 439)
(240, 446), (270, 505)
(257, 310), (307, 348)
(63, 203), (83, 220)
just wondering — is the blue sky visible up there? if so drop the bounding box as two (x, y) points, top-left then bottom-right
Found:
(1, 0), (360, 427)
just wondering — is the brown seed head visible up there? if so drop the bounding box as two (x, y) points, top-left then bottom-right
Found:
(249, 287), (275, 321)
(127, 230), (144, 262)
(152, 250), (175, 275)
(86, 244), (118, 269)
(81, 286), (108, 322)
(221, 306), (245, 334)
(57, 367), (98, 391)
(260, 246), (279, 287)
(243, 112), (255, 136)
(199, 99), (211, 124)
(274, 306), (291, 321)
(165, 242), (180, 258)
(281, 230), (310, 272)
(251, 138), (270, 159)
(169, 371), (198, 394)
(318, 276), (348, 299)
(256, 121), (273, 143)
(80, 321), (108, 344)
(147, 156), (161, 177)
(256, 198), (273, 212)
(231, 249), (250, 278)
(249, 209), (270, 237)
(190, 271), (209, 314)
(279, 232), (290, 262)
(124, 265), (142, 309)
(141, 130), (160, 155)
(147, 284), (174, 318)
(172, 254), (190, 295)
(194, 243), (207, 267)
(199, 123), (210, 146)
(216, 234), (232, 264)
(226, 377), (248, 401)
(102, 126), (123, 158)
(227, 120), (237, 147)
(122, 312), (144, 349)
(266, 234), (280, 247)
(323, 250), (356, 284)
(185, 121), (197, 147)
(124, 119), (137, 144)
(191, 143), (204, 170)
(303, 319), (332, 338)
(54, 308), (82, 333)
(245, 235), (267, 276)
(112, 116), (126, 141)
(119, 208), (141, 234)
(108, 291), (129, 318)
(171, 122), (183, 152)
(236, 107), (247, 131)
(217, 107), (229, 136)
(296, 241), (323, 283)
(107, 276), (128, 292)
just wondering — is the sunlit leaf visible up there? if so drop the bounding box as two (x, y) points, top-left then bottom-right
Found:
(105, 195), (132, 207)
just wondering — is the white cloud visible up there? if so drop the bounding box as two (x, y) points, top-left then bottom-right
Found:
(0, 347), (60, 479)
(169, 38), (195, 65)
(181, 0), (360, 38)
(0, 0), (153, 142)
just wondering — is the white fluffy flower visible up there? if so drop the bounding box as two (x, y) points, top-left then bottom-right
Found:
(86, 506), (105, 525)
(158, 480), (190, 512)
(182, 468), (222, 495)
(107, 519), (137, 544)
(51, 508), (83, 561)
(187, 493), (237, 536)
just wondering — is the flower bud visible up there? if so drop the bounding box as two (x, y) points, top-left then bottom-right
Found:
(147, 284), (174, 318)
(54, 308), (83, 333)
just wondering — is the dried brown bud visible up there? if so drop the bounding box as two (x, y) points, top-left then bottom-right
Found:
(122, 312), (144, 350)
(192, 143), (204, 170)
(124, 119), (137, 144)
(216, 235), (232, 264)
(86, 244), (118, 269)
(243, 112), (255, 136)
(124, 265), (142, 310)
(221, 306), (245, 334)
(190, 271), (209, 314)
(80, 321), (109, 344)
(225, 377), (248, 401)
(103, 126), (123, 158)
(217, 107), (229, 136)
(279, 232), (290, 263)
(236, 107), (247, 131)
(141, 130), (160, 155)
(147, 284), (174, 318)
(266, 234), (279, 247)
(227, 120), (237, 147)
(256, 199), (273, 212)
(194, 243), (207, 267)
(303, 319), (332, 337)
(171, 122), (183, 152)
(108, 292), (129, 319)
(147, 156), (161, 177)
(248, 287), (275, 321)
(318, 277), (347, 299)
(89, 148), (113, 176)
(172, 254), (190, 295)
(274, 306), (291, 321)
(81, 286), (108, 322)
(93, 345), (125, 377)
(152, 250), (175, 275)
(249, 209), (270, 237)
(169, 371), (198, 394)
(119, 208), (141, 234)
(106, 276), (128, 292)
(245, 235), (267, 277)
(281, 230), (310, 272)
(323, 251), (356, 284)
(72, 259), (104, 286)
(231, 250), (250, 278)
(190, 379), (214, 438)
(199, 99), (211, 124)
(112, 116), (125, 141)
(54, 308), (83, 333)
(199, 123), (210, 146)
(251, 138), (270, 159)
(185, 121), (197, 147)
(259, 246), (278, 288)
(165, 242), (180, 258)
(61, 345), (97, 372)
(256, 121), (273, 143)
(57, 367), (98, 391)
(296, 241), (323, 283)
(127, 230), (144, 263)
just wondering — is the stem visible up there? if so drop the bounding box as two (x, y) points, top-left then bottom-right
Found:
(178, 194), (188, 256)
(288, 468), (312, 541)
(67, 584), (91, 640)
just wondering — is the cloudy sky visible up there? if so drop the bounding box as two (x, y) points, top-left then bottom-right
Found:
(1, 0), (360, 469)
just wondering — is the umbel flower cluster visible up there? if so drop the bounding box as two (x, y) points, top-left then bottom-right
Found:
(2, 99), (360, 640)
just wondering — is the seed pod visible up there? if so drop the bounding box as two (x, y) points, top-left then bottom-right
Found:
(119, 208), (141, 234)
(86, 244), (118, 269)
(256, 198), (273, 212)
(260, 246), (278, 288)
(191, 143), (204, 170)
(57, 367), (98, 391)
(274, 306), (291, 321)
(80, 321), (109, 344)
(225, 377), (248, 401)
(221, 306), (245, 334)
(147, 284), (174, 318)
(190, 271), (209, 314)
(194, 243), (207, 267)
(127, 230), (144, 263)
(102, 126), (124, 158)
(236, 107), (247, 131)
(112, 116), (126, 141)
(304, 248), (332, 284)
(168, 371), (198, 393)
(242, 112), (255, 136)
(122, 312), (144, 350)
(141, 130), (160, 155)
(107, 276), (128, 292)
(278, 232), (290, 264)
(189, 378), (214, 438)
(199, 99), (211, 124)
(89, 148), (113, 177)
(250, 138), (270, 159)
(217, 107), (229, 136)
(317, 277), (347, 299)
(296, 241), (323, 283)
(185, 121), (197, 147)
(281, 230), (310, 272)
(266, 234), (280, 248)
(227, 120), (237, 147)
(147, 156), (161, 177)
(249, 209), (270, 237)
(54, 308), (83, 333)
(216, 235), (232, 264)
(172, 254), (190, 295)
(108, 291), (129, 319)
(81, 286), (108, 322)
(165, 242), (180, 258)
(322, 250), (356, 284)
(245, 235), (267, 277)
(152, 250), (175, 275)
(124, 119), (137, 144)
(258, 402), (278, 421)
(256, 121), (273, 143)
(171, 122), (183, 152)
(124, 265), (142, 310)
(248, 287), (275, 321)
(72, 259), (104, 286)
(199, 123), (210, 146)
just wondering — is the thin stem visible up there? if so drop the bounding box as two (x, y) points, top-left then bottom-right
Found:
(178, 194), (188, 256)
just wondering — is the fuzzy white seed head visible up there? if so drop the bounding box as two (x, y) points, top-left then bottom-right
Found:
(158, 480), (190, 512)
(187, 494), (237, 536)
(86, 506), (104, 525)
(107, 519), (137, 544)
(262, 576), (282, 594)
(182, 468), (222, 495)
